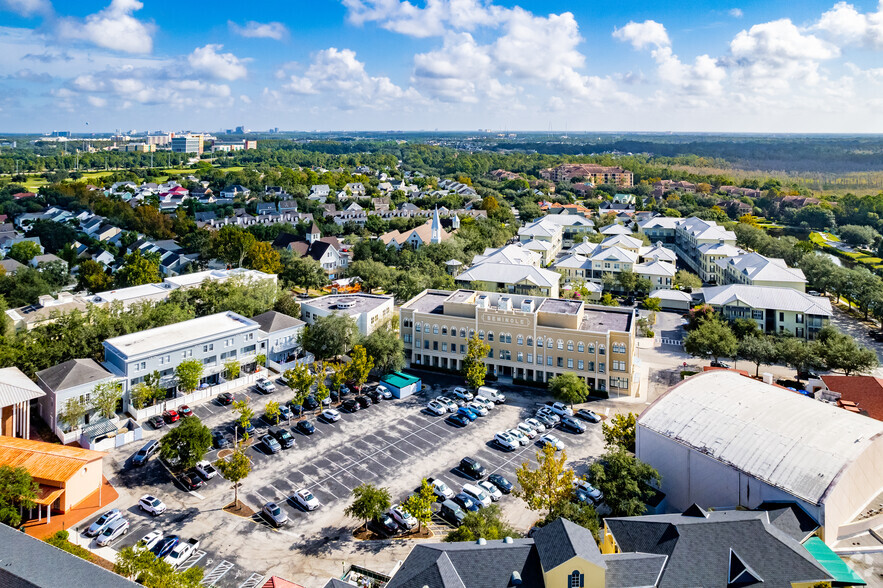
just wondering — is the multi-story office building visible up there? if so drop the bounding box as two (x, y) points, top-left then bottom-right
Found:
(300, 293), (394, 336)
(103, 311), (261, 406)
(400, 289), (637, 396)
(171, 134), (204, 154)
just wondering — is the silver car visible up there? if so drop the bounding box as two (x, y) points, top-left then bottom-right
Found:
(262, 501), (288, 527)
(86, 509), (121, 537)
(96, 517), (129, 546)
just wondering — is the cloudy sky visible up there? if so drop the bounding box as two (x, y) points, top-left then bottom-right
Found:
(2, 0), (883, 133)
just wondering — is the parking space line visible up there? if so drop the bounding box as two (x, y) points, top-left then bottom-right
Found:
(237, 573), (265, 588)
(200, 560), (234, 586)
(269, 484), (288, 499)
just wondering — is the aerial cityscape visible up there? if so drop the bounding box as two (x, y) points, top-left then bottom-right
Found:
(1, 1), (883, 587)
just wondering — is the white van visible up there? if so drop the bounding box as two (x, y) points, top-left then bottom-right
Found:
(477, 386), (505, 404)
(462, 483), (492, 508)
(96, 517), (129, 546)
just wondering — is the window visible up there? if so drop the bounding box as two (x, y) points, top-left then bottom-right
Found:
(404, 334), (412, 343)
(505, 334), (512, 343)
(517, 352), (523, 362)
(796, 313), (804, 324)
(752, 310), (763, 320)
(557, 357), (564, 367)
(577, 342), (584, 352)
(159, 355), (171, 365)
(611, 377), (629, 389)
(203, 344), (213, 352)
(246, 333), (254, 341)
(451, 327), (457, 338)
(567, 358), (573, 368)
(613, 360), (626, 371)
(587, 343), (595, 354)
(135, 361), (146, 372)
(424, 340), (429, 349)
(488, 349), (494, 358)
(557, 339), (564, 350)
(460, 328), (466, 338)
(424, 323), (430, 333)
(225, 337), (234, 347)
(442, 343), (448, 352)
(569, 570), (584, 588)
(488, 332), (494, 342)
(479, 331), (485, 340)
(796, 327), (804, 338)
(460, 344), (466, 353)
(599, 344), (606, 355)
(181, 350), (192, 359)
(469, 329), (475, 339)
(779, 312), (784, 322)
(203, 356), (216, 365)
(241, 345), (256, 354)
(536, 337), (543, 347)
(578, 360), (584, 370)
(567, 341), (574, 351)
(599, 362), (605, 373)
(547, 356), (553, 366)
(537, 354), (543, 364)
(441, 326), (447, 335)
(433, 325), (439, 334)
(433, 341), (439, 350)
(416, 323), (422, 333)
(517, 335), (524, 345)
(527, 353), (533, 363)
(526, 336), (533, 346)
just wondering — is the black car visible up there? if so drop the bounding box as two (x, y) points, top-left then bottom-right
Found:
(710, 360), (730, 368)
(355, 396), (371, 409)
(459, 457), (485, 480)
(342, 399), (360, 413)
(180, 471), (205, 491)
(296, 420), (315, 435)
(453, 493), (480, 512)
(445, 413), (469, 428)
(371, 514), (399, 537)
(148, 415), (165, 430)
(329, 390), (340, 403)
(217, 392), (234, 406)
(303, 396), (319, 411)
(869, 329), (883, 341)
(132, 440), (158, 467)
(212, 430), (231, 449)
(575, 409), (601, 424)
(559, 416), (586, 434)
(268, 426), (294, 449)
(488, 473), (513, 494)
(364, 389), (382, 403)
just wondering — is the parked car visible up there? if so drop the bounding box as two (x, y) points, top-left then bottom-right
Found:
(278, 404), (293, 421)
(538, 434), (565, 452)
(235, 421), (256, 437)
(487, 473), (513, 494)
(559, 416), (586, 434)
(533, 412), (557, 428)
(355, 395), (371, 410)
(269, 426), (295, 449)
(373, 513), (399, 536)
(517, 421), (538, 439)
(162, 410), (180, 423)
(261, 434), (282, 454)
(466, 401), (488, 416)
(710, 360), (730, 368)
(296, 419), (316, 434)
(321, 409), (341, 422)
(435, 396), (457, 412)
(389, 505), (417, 530)
(477, 386), (505, 404)
(342, 399), (360, 413)
(426, 400), (447, 416)
(574, 479), (603, 504)
(256, 378), (276, 394)
(458, 457), (485, 480)
(195, 460), (217, 480)
(375, 385), (392, 399)
(472, 396), (495, 411)
(494, 431), (518, 452)
(364, 388), (382, 403)
(868, 329), (883, 341)
(165, 538), (199, 569)
(446, 413), (470, 427)
(148, 415), (165, 430)
(462, 483), (491, 508)
(291, 488), (320, 511)
(178, 405), (193, 418)
(153, 535), (179, 559)
(575, 409), (601, 424)
(439, 499), (466, 526)
(508, 428), (529, 446)
(212, 430), (231, 449)
(427, 478), (454, 500)
(138, 494), (166, 516)
(457, 406), (478, 421)
(180, 471), (205, 491)
(262, 501), (288, 527)
(96, 517), (129, 546)
(536, 407), (561, 424)
(217, 392), (234, 406)
(525, 417), (546, 433)
(132, 440), (159, 467)
(86, 509), (122, 537)
(452, 387), (473, 402)
(303, 396), (320, 411)
(453, 493), (480, 512)
(140, 530), (163, 551)
(478, 480), (503, 502)
(545, 401), (574, 417)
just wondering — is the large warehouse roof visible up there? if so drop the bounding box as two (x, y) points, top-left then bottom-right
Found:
(639, 370), (883, 505)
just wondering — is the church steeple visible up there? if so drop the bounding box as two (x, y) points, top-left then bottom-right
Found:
(431, 206), (441, 244)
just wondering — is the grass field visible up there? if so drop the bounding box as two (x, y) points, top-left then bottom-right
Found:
(4, 166), (246, 192)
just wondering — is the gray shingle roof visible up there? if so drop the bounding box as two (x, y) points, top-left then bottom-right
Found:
(250, 310), (305, 333)
(602, 552), (668, 588)
(532, 517), (606, 571)
(36, 358), (112, 392)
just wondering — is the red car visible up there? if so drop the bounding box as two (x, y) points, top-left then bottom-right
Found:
(162, 410), (180, 423)
(179, 405), (193, 418)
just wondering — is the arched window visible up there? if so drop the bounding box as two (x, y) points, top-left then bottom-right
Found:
(517, 335), (524, 345)
(599, 344), (606, 355)
(478, 330), (485, 340)
(536, 337), (543, 347)
(506, 334), (512, 343)
(441, 326), (447, 335)
(469, 329), (475, 339)
(526, 336), (533, 346)
(577, 342), (585, 352)
(569, 570), (584, 588)
(557, 339), (564, 350)
(451, 326), (457, 338)
(588, 343), (595, 354)
(433, 325), (439, 334)
(415, 323), (421, 333)
(460, 328), (466, 338)
(567, 340), (574, 351)
(424, 323), (430, 333)
(547, 339), (553, 349)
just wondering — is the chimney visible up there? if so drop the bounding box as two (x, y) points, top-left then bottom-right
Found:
(762, 372), (774, 385)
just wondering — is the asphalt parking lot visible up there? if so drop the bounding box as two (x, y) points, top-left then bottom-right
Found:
(100, 374), (609, 587)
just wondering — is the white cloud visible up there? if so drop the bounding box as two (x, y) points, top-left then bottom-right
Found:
(729, 8), (743, 18)
(188, 44), (248, 81)
(2, 0), (52, 17)
(653, 47), (726, 97)
(613, 20), (670, 50)
(228, 20), (288, 41)
(342, 0), (501, 38)
(815, 1), (883, 49)
(87, 95), (106, 107)
(57, 0), (155, 54)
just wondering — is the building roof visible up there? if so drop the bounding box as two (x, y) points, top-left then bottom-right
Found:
(250, 310), (305, 333)
(601, 552), (668, 588)
(699, 284), (832, 316)
(472, 244), (541, 267)
(649, 289), (693, 302)
(820, 375), (883, 421)
(638, 216), (680, 231)
(0, 436), (104, 483)
(600, 223), (632, 235)
(600, 234), (643, 250)
(0, 258), (25, 273)
(635, 260), (676, 277)
(0, 522), (138, 587)
(104, 311), (258, 358)
(261, 577), (307, 588)
(302, 294), (392, 315)
(640, 370), (883, 505)
(803, 536), (866, 585)
(716, 251), (806, 284)
(0, 367), (45, 406)
(455, 263), (561, 289)
(381, 371), (421, 388)
(36, 358), (112, 393)
(605, 508), (833, 588)
(639, 244), (678, 263)
(532, 517), (606, 570)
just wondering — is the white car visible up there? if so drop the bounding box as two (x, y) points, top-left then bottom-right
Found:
(452, 387), (473, 402)
(478, 480), (503, 502)
(536, 407), (561, 424)
(292, 488), (320, 511)
(467, 402), (488, 416)
(547, 402), (574, 417)
(429, 479), (454, 500)
(96, 518), (129, 547)
(138, 494), (166, 516)
(508, 428), (529, 446)
(517, 422), (538, 439)
(436, 396), (457, 412)
(139, 530), (163, 550)
(165, 538), (200, 569)
(376, 385), (393, 399)
(426, 400), (447, 416)
(539, 434), (565, 451)
(256, 378), (276, 393)
(494, 431), (518, 452)
(389, 505), (417, 530)
(195, 460), (217, 480)
(526, 417), (546, 433)
(321, 409), (341, 422)
(462, 483), (492, 508)
(473, 396), (495, 410)
(574, 478), (603, 504)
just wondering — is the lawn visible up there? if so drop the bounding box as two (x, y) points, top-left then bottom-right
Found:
(6, 165), (246, 192)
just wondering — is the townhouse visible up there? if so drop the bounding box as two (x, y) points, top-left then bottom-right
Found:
(714, 250), (807, 291)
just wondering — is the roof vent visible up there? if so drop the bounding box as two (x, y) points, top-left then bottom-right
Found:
(683, 503), (709, 518)
(503, 536), (514, 543)
(335, 298), (356, 310)
(476, 538), (487, 545)
(509, 571), (522, 586)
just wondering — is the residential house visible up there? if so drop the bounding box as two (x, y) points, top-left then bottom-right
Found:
(36, 359), (116, 438)
(251, 310), (306, 369)
(471, 243), (542, 268)
(6, 292), (87, 332)
(539, 163), (634, 186)
(454, 262), (562, 298)
(220, 184), (250, 199)
(379, 208), (449, 250)
(285, 224), (348, 279)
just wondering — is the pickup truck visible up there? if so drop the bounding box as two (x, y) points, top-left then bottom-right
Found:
(165, 538), (200, 569)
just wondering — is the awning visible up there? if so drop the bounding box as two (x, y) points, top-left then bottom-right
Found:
(803, 537), (866, 586)
(33, 486), (64, 506)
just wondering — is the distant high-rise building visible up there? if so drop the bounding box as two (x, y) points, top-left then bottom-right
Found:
(50, 131), (71, 137)
(171, 134), (204, 154)
(235, 125), (247, 134)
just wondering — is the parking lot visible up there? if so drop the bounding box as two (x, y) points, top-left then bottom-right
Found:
(98, 374), (610, 587)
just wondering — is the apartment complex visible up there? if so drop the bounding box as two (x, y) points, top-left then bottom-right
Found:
(714, 250), (807, 291)
(539, 164), (634, 187)
(400, 289), (637, 396)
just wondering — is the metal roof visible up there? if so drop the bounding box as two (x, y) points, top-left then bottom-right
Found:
(699, 284), (833, 316)
(639, 370), (883, 505)
(0, 367), (45, 407)
(0, 436), (104, 483)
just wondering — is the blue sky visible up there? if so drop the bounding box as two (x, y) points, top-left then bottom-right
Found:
(2, 0), (883, 133)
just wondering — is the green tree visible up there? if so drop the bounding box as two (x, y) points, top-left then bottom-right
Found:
(616, 269), (638, 293)
(175, 359), (203, 393)
(539, 500), (600, 540)
(816, 327), (879, 376)
(314, 362), (330, 406)
(462, 334), (491, 390)
(642, 297), (662, 312)
(549, 372), (589, 408)
(265, 400), (281, 425)
(284, 363), (314, 414)
(329, 361), (347, 393)
(673, 270), (702, 290)
(684, 316), (738, 362)
(213, 225), (256, 268)
(214, 445), (251, 505)
(44, 530), (93, 561)
(361, 316), (405, 374)
(224, 359), (240, 380)
(245, 241), (282, 274)
(114, 250), (161, 288)
(739, 335), (778, 377)
(588, 446), (661, 517)
(274, 293), (301, 318)
(0, 465), (38, 527)
(75, 259), (113, 293)
(839, 224), (881, 247)
(254, 353), (266, 368)
(776, 337), (820, 381)
(90, 380), (122, 420)
(232, 399), (254, 434)
(346, 345), (374, 393)
(444, 504), (520, 542)
(299, 313), (358, 359)
(115, 544), (204, 587)
(598, 292), (618, 306)
(730, 317), (763, 340)
(602, 412), (637, 452)
(344, 483), (391, 527)
(159, 416), (212, 470)
(515, 444), (575, 514)
(7, 240), (41, 264)
(401, 478), (435, 533)
(58, 396), (89, 432)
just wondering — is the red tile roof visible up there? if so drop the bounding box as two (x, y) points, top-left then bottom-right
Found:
(821, 375), (883, 420)
(261, 577), (306, 588)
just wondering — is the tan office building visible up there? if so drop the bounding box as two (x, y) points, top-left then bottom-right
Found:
(400, 289), (637, 397)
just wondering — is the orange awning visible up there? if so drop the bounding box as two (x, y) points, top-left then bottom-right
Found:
(32, 486), (64, 506)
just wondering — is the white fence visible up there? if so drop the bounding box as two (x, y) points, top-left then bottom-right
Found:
(128, 373), (259, 420)
(267, 352), (314, 373)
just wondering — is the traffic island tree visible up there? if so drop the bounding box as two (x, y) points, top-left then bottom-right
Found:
(175, 359), (204, 394)
(284, 363), (314, 414)
(265, 400), (281, 425)
(684, 315), (738, 363)
(549, 372), (589, 408)
(344, 483), (391, 528)
(443, 504), (520, 542)
(588, 446), (661, 518)
(401, 478), (435, 533)
(90, 380), (123, 420)
(159, 416), (212, 470)
(115, 544), (204, 587)
(231, 399), (254, 439)
(0, 465), (39, 527)
(602, 412), (637, 452)
(463, 334), (491, 390)
(515, 444), (575, 514)
(214, 444), (251, 506)
(346, 345), (374, 394)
